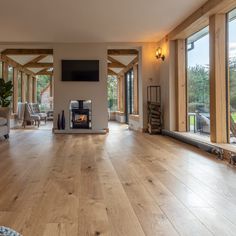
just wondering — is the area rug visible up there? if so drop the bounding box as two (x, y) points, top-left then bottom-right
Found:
(0, 226), (21, 236)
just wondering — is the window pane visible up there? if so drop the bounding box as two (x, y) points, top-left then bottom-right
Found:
(18, 73), (22, 102)
(187, 27), (210, 137)
(228, 9), (236, 143)
(107, 75), (118, 112)
(37, 75), (51, 111)
(0, 62), (2, 78)
(8, 66), (14, 109)
(8, 66), (13, 82)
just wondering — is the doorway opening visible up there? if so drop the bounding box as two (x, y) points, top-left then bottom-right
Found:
(107, 48), (139, 130)
(0, 49), (54, 131)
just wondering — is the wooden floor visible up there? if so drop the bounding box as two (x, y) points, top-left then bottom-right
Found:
(1, 122), (236, 235)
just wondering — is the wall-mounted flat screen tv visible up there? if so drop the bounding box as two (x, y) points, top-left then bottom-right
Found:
(62, 60), (99, 81)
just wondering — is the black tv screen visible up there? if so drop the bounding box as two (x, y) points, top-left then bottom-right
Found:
(62, 60), (99, 81)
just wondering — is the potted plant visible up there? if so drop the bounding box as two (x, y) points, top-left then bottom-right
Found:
(0, 78), (13, 113)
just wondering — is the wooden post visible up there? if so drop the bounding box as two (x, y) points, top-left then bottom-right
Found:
(21, 73), (26, 103)
(33, 77), (37, 103)
(133, 63), (139, 114)
(119, 74), (125, 112)
(209, 14), (227, 143)
(51, 76), (54, 98)
(28, 75), (33, 103)
(13, 68), (18, 113)
(2, 62), (8, 81)
(49, 75), (53, 97)
(176, 39), (187, 132)
(0, 61), (2, 78)
(117, 76), (121, 111)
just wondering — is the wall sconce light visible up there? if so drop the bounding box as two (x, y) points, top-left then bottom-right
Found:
(156, 47), (165, 61)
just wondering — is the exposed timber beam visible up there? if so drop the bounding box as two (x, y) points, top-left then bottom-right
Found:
(108, 56), (126, 67)
(26, 62), (53, 68)
(24, 55), (47, 66)
(108, 62), (125, 68)
(108, 69), (118, 76)
(1, 54), (35, 76)
(161, 0), (236, 40)
(1, 49), (53, 55)
(118, 56), (138, 76)
(37, 71), (53, 76)
(36, 68), (53, 76)
(108, 49), (138, 56)
(36, 68), (48, 74)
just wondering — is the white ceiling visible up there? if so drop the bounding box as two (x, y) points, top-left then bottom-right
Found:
(0, 0), (207, 43)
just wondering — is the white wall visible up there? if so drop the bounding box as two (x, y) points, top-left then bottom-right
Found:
(157, 39), (177, 131)
(53, 43), (108, 131)
(140, 43), (160, 130)
(0, 42), (159, 132)
(54, 42), (159, 132)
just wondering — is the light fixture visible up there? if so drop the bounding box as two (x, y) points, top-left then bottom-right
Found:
(156, 47), (165, 61)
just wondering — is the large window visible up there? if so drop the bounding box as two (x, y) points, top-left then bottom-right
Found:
(187, 27), (210, 136)
(107, 75), (118, 112)
(228, 9), (236, 143)
(8, 66), (14, 109)
(8, 66), (13, 82)
(37, 75), (51, 111)
(125, 69), (134, 123)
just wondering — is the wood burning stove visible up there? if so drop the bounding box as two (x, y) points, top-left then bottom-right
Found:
(71, 100), (91, 129)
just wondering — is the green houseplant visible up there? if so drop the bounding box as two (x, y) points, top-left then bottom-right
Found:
(0, 78), (13, 108)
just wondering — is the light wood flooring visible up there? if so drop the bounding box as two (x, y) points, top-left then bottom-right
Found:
(0, 122), (236, 236)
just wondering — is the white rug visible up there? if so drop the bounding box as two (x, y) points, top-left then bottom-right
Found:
(0, 226), (21, 236)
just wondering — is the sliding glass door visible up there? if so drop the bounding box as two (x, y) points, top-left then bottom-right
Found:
(125, 69), (134, 123)
(228, 9), (236, 143)
(187, 27), (210, 136)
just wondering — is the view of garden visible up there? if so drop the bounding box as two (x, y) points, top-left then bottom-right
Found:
(107, 75), (118, 112)
(187, 27), (210, 134)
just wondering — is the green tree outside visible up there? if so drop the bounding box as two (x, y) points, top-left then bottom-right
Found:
(36, 75), (50, 104)
(107, 76), (118, 111)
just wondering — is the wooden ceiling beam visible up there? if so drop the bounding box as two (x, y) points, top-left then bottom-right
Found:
(108, 62), (125, 68)
(26, 62), (53, 68)
(165, 0), (236, 40)
(37, 71), (53, 76)
(118, 56), (138, 76)
(36, 68), (53, 76)
(108, 69), (118, 76)
(108, 56), (126, 66)
(1, 49), (53, 55)
(108, 49), (138, 56)
(0, 54), (35, 76)
(24, 55), (47, 66)
(36, 68), (49, 74)
(107, 56), (126, 68)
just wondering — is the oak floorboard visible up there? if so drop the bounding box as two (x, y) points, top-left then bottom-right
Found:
(0, 122), (236, 235)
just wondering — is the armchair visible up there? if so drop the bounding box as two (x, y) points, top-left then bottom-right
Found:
(23, 103), (40, 128)
(30, 103), (47, 124)
(0, 108), (10, 139)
